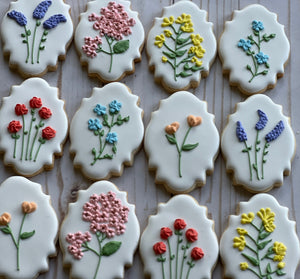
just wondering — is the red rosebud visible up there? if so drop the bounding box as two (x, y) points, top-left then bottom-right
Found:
(153, 242), (166, 255)
(42, 126), (56, 140)
(29, 97), (42, 109)
(174, 219), (187, 230)
(15, 104), (28, 116)
(185, 228), (198, 243)
(160, 227), (173, 240)
(39, 107), (52, 119)
(7, 120), (22, 133)
(191, 247), (204, 260)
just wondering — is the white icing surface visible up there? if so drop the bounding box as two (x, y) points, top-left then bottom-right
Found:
(0, 78), (68, 176)
(146, 0), (216, 92)
(0, 176), (58, 279)
(75, 0), (144, 82)
(221, 94), (295, 192)
(144, 91), (219, 193)
(69, 82), (144, 180)
(219, 4), (290, 94)
(140, 195), (219, 279)
(60, 180), (140, 279)
(1, 0), (73, 76)
(220, 194), (300, 279)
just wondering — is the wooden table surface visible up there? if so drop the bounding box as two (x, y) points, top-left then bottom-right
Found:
(0, 0), (299, 278)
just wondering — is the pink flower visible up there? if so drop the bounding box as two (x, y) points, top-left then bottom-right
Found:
(66, 231), (92, 260)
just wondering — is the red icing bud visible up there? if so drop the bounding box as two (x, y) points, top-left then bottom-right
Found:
(185, 228), (198, 243)
(160, 227), (173, 240)
(15, 104), (28, 116)
(39, 107), (52, 119)
(153, 242), (167, 255)
(7, 120), (22, 133)
(191, 247), (204, 260)
(42, 126), (56, 140)
(29, 97), (42, 109)
(174, 219), (187, 230)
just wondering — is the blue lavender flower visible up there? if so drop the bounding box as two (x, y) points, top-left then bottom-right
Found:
(93, 104), (106, 116)
(255, 110), (268, 130)
(238, 39), (252, 51)
(88, 118), (102, 131)
(33, 1), (52, 20)
(106, 132), (118, 143)
(109, 100), (122, 114)
(7, 10), (27, 26)
(43, 14), (66, 29)
(236, 121), (247, 142)
(265, 120), (285, 143)
(255, 52), (269, 64)
(252, 20), (264, 31)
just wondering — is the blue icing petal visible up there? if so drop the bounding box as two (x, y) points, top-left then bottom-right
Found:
(265, 120), (285, 143)
(236, 121), (247, 142)
(106, 132), (118, 143)
(252, 20), (264, 31)
(94, 104), (106, 116)
(7, 10), (27, 26)
(238, 39), (252, 51)
(255, 110), (268, 130)
(109, 100), (122, 114)
(255, 52), (269, 64)
(33, 1), (52, 20)
(88, 118), (102, 131)
(43, 14), (67, 29)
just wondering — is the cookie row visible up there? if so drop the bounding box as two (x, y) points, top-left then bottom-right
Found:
(1, 1), (290, 95)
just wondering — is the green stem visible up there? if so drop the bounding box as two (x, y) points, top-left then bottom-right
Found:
(250, 222), (261, 232)
(160, 255), (166, 279)
(105, 34), (114, 73)
(170, 24), (178, 35)
(175, 233), (180, 279)
(6, 224), (18, 248)
(261, 142), (269, 179)
(93, 232), (103, 279)
(180, 244), (188, 279)
(24, 26), (30, 63)
(243, 141), (253, 181)
(167, 60), (176, 69)
(248, 267), (263, 278)
(13, 136), (17, 159)
(163, 42), (176, 54)
(30, 121), (42, 160)
(31, 21), (39, 64)
(167, 238), (173, 279)
(254, 130), (260, 180)
(20, 115), (26, 161)
(245, 244), (258, 255)
(249, 53), (259, 83)
(33, 142), (43, 162)
(185, 261), (194, 279)
(37, 30), (47, 63)
(16, 213), (27, 271)
(246, 233), (258, 245)
(25, 110), (35, 160)
(176, 40), (192, 50)
(97, 48), (111, 55)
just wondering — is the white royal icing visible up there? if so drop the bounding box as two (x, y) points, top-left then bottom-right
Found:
(219, 4), (290, 94)
(146, 0), (216, 92)
(60, 180), (140, 279)
(70, 82), (144, 180)
(221, 94), (295, 193)
(140, 195), (219, 279)
(220, 193), (300, 279)
(75, 0), (144, 82)
(144, 91), (219, 193)
(0, 176), (58, 279)
(1, 0), (73, 77)
(0, 78), (68, 176)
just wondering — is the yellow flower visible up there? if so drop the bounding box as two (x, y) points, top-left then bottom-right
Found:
(164, 29), (172, 37)
(191, 34), (204, 46)
(233, 236), (246, 251)
(278, 262), (285, 269)
(194, 46), (206, 58)
(161, 16), (174, 27)
(191, 57), (203, 67)
(257, 208), (276, 232)
(189, 46), (195, 54)
(154, 34), (165, 48)
(175, 13), (191, 24)
(274, 255), (285, 262)
(161, 56), (168, 63)
(273, 242), (287, 260)
(181, 22), (194, 33)
(237, 228), (248, 235)
(241, 212), (255, 224)
(240, 262), (248, 271)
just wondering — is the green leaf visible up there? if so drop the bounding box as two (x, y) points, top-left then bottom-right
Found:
(276, 269), (286, 276)
(242, 253), (259, 266)
(182, 143), (199, 151)
(246, 51), (252, 56)
(265, 63), (270, 69)
(191, 65), (203, 72)
(43, 30), (48, 36)
(266, 275), (272, 279)
(117, 115), (122, 121)
(24, 131), (28, 135)
(247, 35), (253, 40)
(179, 71), (192, 78)
(176, 36), (190, 45)
(252, 164), (257, 170)
(21, 33), (26, 38)
(113, 40), (129, 54)
(116, 120), (123, 126)
(256, 147), (260, 152)
(270, 33), (276, 38)
(20, 230), (35, 239)
(39, 46), (45, 50)
(259, 231), (271, 240)
(163, 51), (176, 59)
(36, 21), (41, 27)
(263, 34), (270, 42)
(246, 64), (252, 70)
(257, 239), (272, 250)
(100, 130), (105, 136)
(262, 70), (268, 75)
(16, 135), (20, 139)
(41, 38), (47, 42)
(103, 154), (113, 159)
(266, 263), (272, 273)
(38, 138), (46, 144)
(157, 256), (166, 262)
(92, 148), (97, 155)
(242, 149), (248, 153)
(112, 145), (117, 154)
(22, 40), (28, 44)
(175, 49), (187, 57)
(257, 140), (261, 144)
(268, 246), (274, 253)
(254, 30), (259, 36)
(26, 30), (31, 36)
(184, 63), (190, 70)
(165, 134), (177, 144)
(123, 116), (130, 122)
(1, 227), (12, 234)
(102, 241), (121, 256)
(94, 130), (99, 136)
(188, 52), (194, 58)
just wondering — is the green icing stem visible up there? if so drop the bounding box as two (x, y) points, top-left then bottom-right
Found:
(243, 140), (253, 181)
(20, 115), (26, 161)
(24, 26), (30, 63)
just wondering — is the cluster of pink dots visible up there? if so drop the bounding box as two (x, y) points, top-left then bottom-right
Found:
(66, 231), (92, 260)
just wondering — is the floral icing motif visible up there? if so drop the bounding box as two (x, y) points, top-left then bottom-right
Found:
(66, 191), (129, 279)
(165, 115), (202, 178)
(0, 202), (37, 271)
(88, 100), (129, 166)
(82, 1), (136, 73)
(237, 20), (276, 83)
(154, 13), (205, 81)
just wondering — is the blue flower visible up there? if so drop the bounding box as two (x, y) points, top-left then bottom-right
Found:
(255, 110), (268, 130)
(238, 39), (252, 51)
(33, 1), (52, 20)
(265, 120), (284, 143)
(255, 52), (269, 64)
(88, 118), (102, 131)
(93, 104), (106, 116)
(236, 121), (247, 142)
(252, 20), (264, 31)
(43, 14), (66, 29)
(106, 132), (118, 144)
(7, 10), (27, 26)
(109, 100), (122, 114)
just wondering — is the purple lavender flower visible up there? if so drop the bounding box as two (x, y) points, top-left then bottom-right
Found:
(252, 20), (264, 31)
(43, 14), (66, 29)
(265, 120), (284, 142)
(33, 1), (52, 20)
(255, 110), (268, 130)
(238, 39), (252, 51)
(236, 121), (247, 142)
(7, 10), (27, 26)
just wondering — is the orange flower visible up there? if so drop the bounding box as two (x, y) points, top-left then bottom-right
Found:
(0, 212), (11, 226)
(165, 122), (180, 135)
(22, 202), (37, 214)
(187, 115), (202, 127)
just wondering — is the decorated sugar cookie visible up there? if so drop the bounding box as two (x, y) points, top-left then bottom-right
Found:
(0, 176), (58, 279)
(1, 0), (73, 77)
(0, 78), (68, 177)
(140, 195), (219, 279)
(221, 94), (295, 193)
(75, 0), (144, 82)
(144, 91), (219, 193)
(60, 180), (140, 279)
(70, 82), (144, 180)
(220, 194), (300, 279)
(219, 4), (290, 95)
(146, 1), (217, 93)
